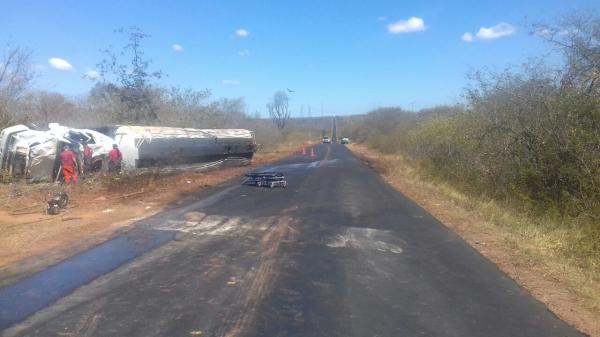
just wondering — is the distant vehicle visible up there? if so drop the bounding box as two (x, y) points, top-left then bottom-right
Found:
(322, 136), (331, 144)
(341, 137), (350, 144)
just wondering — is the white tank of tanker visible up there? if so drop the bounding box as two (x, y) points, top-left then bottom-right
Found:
(112, 126), (256, 170)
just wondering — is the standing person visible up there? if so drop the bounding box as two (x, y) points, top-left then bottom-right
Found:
(60, 145), (78, 185)
(83, 142), (93, 173)
(108, 144), (123, 173)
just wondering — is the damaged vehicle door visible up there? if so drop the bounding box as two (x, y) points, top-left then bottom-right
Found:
(0, 126), (60, 181)
(0, 125), (30, 173)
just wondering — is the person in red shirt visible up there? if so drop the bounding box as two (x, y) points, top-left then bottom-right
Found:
(83, 142), (93, 173)
(60, 145), (78, 185)
(108, 144), (123, 173)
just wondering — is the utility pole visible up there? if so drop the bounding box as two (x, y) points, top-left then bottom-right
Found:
(332, 116), (337, 143)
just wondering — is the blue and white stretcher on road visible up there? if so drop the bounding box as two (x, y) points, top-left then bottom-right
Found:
(243, 172), (287, 188)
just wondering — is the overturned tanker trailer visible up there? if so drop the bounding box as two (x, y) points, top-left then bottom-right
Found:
(0, 123), (257, 181)
(103, 125), (256, 170)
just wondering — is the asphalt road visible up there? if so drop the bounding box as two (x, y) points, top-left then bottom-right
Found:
(1, 144), (584, 337)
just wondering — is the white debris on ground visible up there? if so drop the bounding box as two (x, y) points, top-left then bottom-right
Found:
(326, 227), (403, 254)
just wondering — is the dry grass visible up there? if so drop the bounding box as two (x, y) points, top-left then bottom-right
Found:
(349, 144), (600, 337)
(258, 131), (318, 153)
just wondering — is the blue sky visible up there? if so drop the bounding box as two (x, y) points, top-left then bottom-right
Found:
(1, 0), (598, 116)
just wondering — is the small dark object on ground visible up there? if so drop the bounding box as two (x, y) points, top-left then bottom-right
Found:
(47, 192), (69, 215)
(243, 172), (287, 188)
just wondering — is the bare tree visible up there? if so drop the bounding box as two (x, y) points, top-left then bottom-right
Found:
(96, 27), (163, 123)
(0, 46), (34, 127)
(34, 91), (76, 125)
(267, 91), (290, 130)
(533, 13), (600, 95)
(98, 27), (162, 89)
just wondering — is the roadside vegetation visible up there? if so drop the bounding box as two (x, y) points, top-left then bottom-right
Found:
(344, 13), (600, 315)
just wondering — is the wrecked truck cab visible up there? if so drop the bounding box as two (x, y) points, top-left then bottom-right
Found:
(79, 129), (115, 171)
(47, 123), (114, 172)
(0, 123), (116, 182)
(0, 125), (60, 181)
(10, 130), (58, 181)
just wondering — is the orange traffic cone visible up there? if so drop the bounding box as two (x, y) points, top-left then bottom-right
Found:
(302, 147), (306, 155)
(310, 147), (315, 157)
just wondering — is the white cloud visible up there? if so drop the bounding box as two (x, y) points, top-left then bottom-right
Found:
(463, 23), (516, 42)
(238, 49), (250, 57)
(475, 22), (515, 40)
(222, 79), (240, 85)
(172, 44), (183, 52)
(235, 29), (249, 37)
(84, 69), (100, 80)
(377, 16), (387, 21)
(48, 57), (73, 71)
(387, 17), (426, 34)
(461, 32), (474, 42)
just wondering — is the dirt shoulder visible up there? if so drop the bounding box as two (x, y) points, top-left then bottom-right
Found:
(0, 144), (313, 286)
(348, 144), (599, 337)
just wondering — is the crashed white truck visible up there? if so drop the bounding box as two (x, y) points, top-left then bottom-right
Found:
(0, 123), (114, 182)
(0, 124), (256, 182)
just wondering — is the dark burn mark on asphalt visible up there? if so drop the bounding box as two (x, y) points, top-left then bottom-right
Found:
(249, 243), (351, 337)
(219, 208), (351, 337)
(0, 229), (175, 329)
(220, 211), (299, 337)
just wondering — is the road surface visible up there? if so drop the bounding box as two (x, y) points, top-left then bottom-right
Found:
(1, 144), (584, 337)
